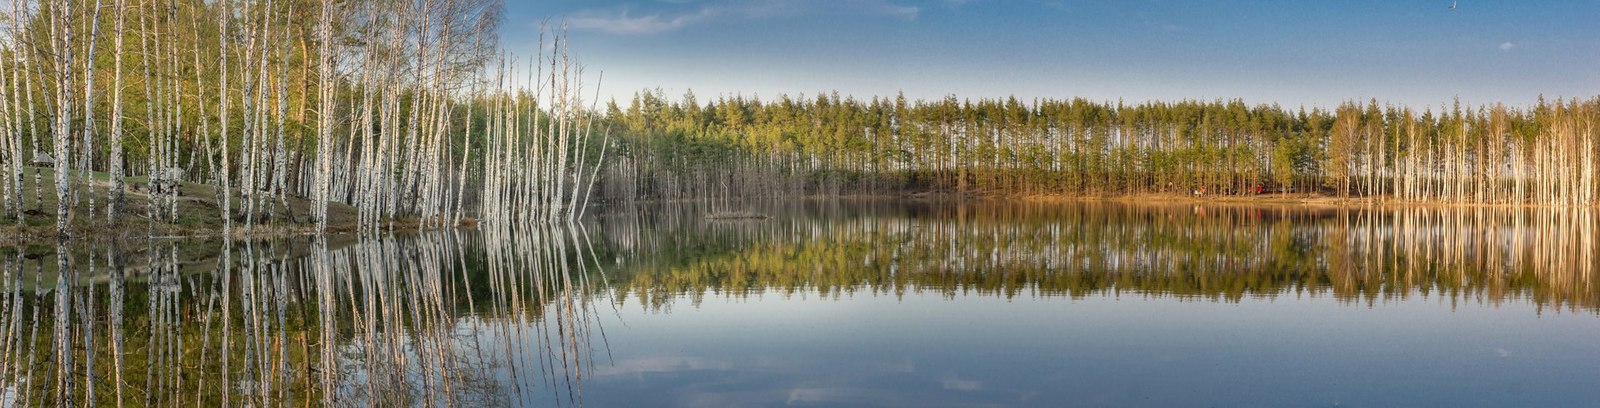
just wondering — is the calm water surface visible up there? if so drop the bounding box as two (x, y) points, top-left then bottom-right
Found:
(2, 201), (1598, 407)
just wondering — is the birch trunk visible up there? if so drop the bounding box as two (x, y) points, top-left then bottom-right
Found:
(137, 0), (157, 223)
(163, 1), (183, 222)
(315, 0), (335, 232)
(81, 0), (104, 223)
(219, 0), (233, 235)
(0, 14), (14, 222)
(48, 0), (78, 238)
(109, 0), (127, 225)
(271, 3), (292, 224)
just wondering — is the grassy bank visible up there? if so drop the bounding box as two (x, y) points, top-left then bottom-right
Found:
(0, 166), (420, 245)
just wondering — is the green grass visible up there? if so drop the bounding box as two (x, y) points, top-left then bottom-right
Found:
(0, 165), (363, 241)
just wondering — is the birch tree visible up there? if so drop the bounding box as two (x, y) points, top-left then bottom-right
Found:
(108, 0), (127, 225)
(46, 0), (79, 238)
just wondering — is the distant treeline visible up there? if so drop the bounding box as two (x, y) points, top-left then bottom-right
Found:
(599, 90), (1600, 206)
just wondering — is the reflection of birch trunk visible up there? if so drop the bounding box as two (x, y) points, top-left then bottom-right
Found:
(311, 237), (338, 404)
(107, 241), (126, 408)
(51, 241), (74, 404)
(4, 224), (621, 405)
(0, 257), (9, 397)
(20, 256), (43, 406)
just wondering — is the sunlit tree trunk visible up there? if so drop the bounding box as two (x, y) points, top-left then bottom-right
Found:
(137, 0), (159, 224)
(47, 0), (80, 238)
(108, 0), (128, 225)
(0, 10), (15, 222)
(78, 0), (105, 223)
(270, 2), (292, 224)
(314, 0), (336, 232)
(219, 0), (234, 235)
(162, 1), (183, 222)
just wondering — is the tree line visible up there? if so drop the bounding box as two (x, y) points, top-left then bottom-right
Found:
(600, 90), (1600, 206)
(0, 0), (603, 239)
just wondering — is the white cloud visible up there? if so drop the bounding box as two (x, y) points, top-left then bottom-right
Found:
(569, 7), (717, 35)
(568, 1), (919, 35)
(1499, 42), (1515, 51)
(941, 378), (983, 391)
(858, 2), (921, 20)
(594, 356), (733, 376)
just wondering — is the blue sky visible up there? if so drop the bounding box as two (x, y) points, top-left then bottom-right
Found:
(502, 1), (1600, 109)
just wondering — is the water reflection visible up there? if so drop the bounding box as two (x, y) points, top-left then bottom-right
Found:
(0, 226), (607, 406)
(1, 201), (1598, 406)
(598, 201), (1600, 313)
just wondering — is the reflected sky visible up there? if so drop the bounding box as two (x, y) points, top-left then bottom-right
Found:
(588, 288), (1600, 407)
(582, 200), (1600, 406)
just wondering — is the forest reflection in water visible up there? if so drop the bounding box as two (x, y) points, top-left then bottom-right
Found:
(0, 227), (608, 407)
(1, 200), (1598, 406)
(602, 200), (1600, 314)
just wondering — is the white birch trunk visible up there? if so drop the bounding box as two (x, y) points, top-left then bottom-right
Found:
(48, 0), (78, 238)
(0, 16), (14, 221)
(271, 4), (291, 224)
(219, 0), (234, 235)
(80, 0), (104, 223)
(109, 0), (127, 225)
(4, 4), (25, 224)
(315, 0), (336, 232)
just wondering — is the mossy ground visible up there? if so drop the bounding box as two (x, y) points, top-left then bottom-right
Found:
(0, 166), (429, 245)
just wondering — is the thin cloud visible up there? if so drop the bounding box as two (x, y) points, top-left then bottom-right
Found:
(569, 7), (716, 35)
(594, 356), (733, 376)
(1498, 42), (1515, 51)
(856, 1), (921, 20)
(1033, 0), (1072, 12)
(942, 378), (983, 391)
(569, 1), (919, 35)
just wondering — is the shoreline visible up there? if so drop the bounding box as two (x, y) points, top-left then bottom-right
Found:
(0, 218), (470, 247)
(5, 193), (1592, 244)
(1008, 192), (1600, 210)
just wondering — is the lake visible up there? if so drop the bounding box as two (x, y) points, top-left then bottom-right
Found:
(2, 200), (1599, 407)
